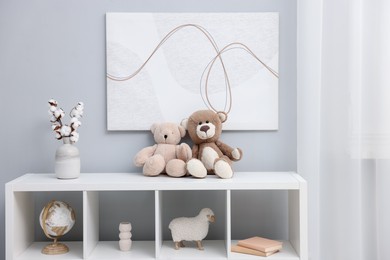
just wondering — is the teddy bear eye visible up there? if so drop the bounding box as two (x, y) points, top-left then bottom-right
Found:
(206, 121), (209, 124)
(198, 122), (202, 125)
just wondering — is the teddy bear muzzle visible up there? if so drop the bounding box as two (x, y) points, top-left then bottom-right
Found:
(197, 123), (216, 139)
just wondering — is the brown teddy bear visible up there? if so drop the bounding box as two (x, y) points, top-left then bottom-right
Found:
(133, 122), (192, 177)
(181, 110), (242, 179)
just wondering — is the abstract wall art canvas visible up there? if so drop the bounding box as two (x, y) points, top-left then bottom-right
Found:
(106, 13), (279, 130)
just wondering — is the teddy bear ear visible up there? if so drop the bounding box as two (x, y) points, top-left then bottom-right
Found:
(181, 118), (189, 130)
(217, 111), (228, 123)
(150, 123), (159, 134)
(178, 125), (186, 138)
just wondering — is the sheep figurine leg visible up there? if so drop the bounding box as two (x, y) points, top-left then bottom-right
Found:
(168, 208), (215, 250)
(174, 241), (186, 250)
(196, 241), (204, 250)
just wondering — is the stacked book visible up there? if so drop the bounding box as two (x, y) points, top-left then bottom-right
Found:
(231, 236), (283, 257)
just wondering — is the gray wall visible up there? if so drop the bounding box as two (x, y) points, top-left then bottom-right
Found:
(0, 0), (296, 257)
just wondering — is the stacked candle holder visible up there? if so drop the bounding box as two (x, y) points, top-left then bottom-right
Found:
(119, 222), (132, 251)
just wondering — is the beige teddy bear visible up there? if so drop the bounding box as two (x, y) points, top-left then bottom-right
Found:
(133, 122), (192, 177)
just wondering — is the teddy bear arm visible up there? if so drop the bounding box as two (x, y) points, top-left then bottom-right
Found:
(192, 144), (200, 159)
(215, 141), (242, 161)
(134, 144), (158, 167)
(176, 143), (192, 161)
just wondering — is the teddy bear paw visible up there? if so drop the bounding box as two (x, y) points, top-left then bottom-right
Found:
(214, 160), (233, 179)
(166, 159), (187, 177)
(232, 148), (241, 160)
(143, 155), (165, 176)
(187, 159), (207, 178)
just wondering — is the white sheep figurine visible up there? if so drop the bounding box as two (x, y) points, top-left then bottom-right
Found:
(168, 208), (215, 250)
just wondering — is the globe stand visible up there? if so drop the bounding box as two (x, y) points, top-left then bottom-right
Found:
(42, 238), (69, 255)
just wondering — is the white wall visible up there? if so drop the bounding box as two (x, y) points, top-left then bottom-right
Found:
(0, 0), (296, 257)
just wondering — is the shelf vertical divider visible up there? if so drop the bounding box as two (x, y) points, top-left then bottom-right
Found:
(289, 174), (308, 260)
(155, 190), (162, 259)
(6, 185), (34, 260)
(83, 191), (99, 259)
(5, 183), (15, 260)
(226, 189), (231, 259)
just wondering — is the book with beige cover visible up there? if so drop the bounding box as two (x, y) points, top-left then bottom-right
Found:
(231, 245), (279, 257)
(237, 236), (283, 253)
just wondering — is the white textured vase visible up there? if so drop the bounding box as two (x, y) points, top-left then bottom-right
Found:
(119, 222), (132, 251)
(55, 137), (80, 179)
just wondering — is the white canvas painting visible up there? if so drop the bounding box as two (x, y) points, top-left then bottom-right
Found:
(106, 13), (279, 130)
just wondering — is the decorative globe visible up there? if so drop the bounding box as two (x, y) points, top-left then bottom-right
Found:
(39, 200), (76, 255)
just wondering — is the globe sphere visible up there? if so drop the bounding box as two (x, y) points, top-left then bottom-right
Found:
(39, 200), (75, 238)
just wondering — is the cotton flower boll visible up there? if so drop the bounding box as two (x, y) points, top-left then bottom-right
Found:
(60, 125), (72, 136)
(71, 124), (79, 131)
(54, 110), (61, 118)
(54, 109), (65, 119)
(55, 131), (62, 140)
(70, 102), (84, 118)
(70, 117), (81, 125)
(50, 116), (57, 123)
(48, 107), (57, 115)
(70, 108), (82, 118)
(70, 117), (81, 129)
(48, 99), (57, 107)
(70, 132), (79, 143)
(51, 124), (61, 131)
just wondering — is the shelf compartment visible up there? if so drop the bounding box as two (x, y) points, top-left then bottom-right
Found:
(87, 241), (155, 259)
(34, 191), (83, 242)
(98, 191), (155, 240)
(15, 241), (83, 260)
(231, 190), (289, 240)
(229, 240), (299, 260)
(5, 190), (83, 260)
(229, 178), (307, 260)
(159, 240), (227, 260)
(156, 190), (228, 259)
(83, 190), (155, 259)
(159, 190), (227, 240)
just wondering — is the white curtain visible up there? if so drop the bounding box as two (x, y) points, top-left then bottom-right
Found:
(298, 0), (390, 260)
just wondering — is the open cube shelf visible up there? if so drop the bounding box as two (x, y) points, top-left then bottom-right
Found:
(6, 172), (307, 260)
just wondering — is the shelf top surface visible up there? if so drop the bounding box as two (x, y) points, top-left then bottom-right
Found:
(6, 172), (305, 192)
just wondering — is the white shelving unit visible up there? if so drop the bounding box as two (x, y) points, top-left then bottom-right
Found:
(5, 172), (307, 260)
